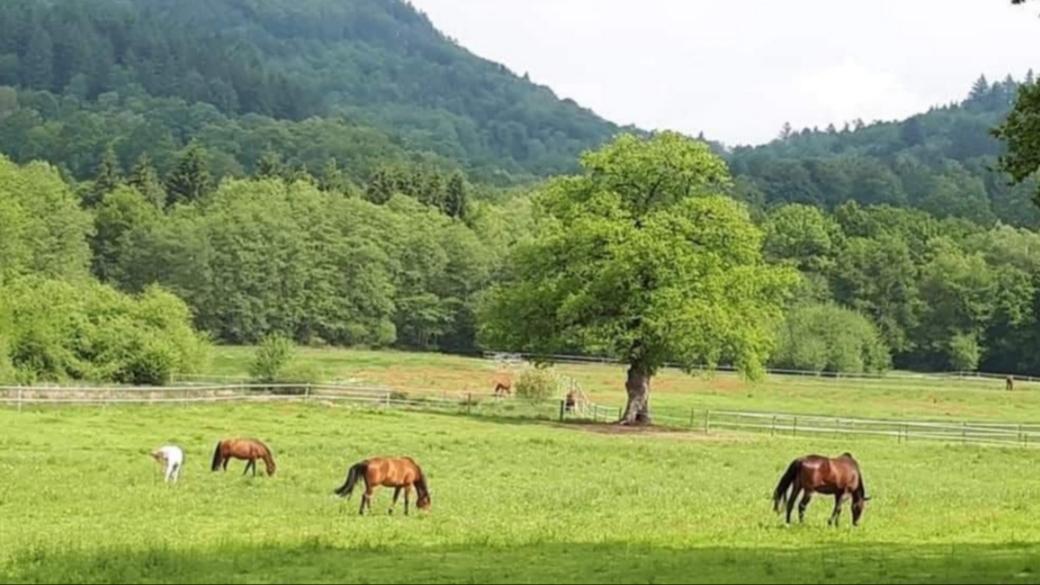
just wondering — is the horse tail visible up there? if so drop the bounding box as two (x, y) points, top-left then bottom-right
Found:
(855, 472), (867, 501)
(210, 441), (223, 471)
(773, 459), (801, 513)
(334, 462), (367, 498)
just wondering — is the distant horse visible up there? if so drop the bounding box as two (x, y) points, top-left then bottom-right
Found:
(564, 390), (577, 413)
(334, 456), (431, 515)
(151, 445), (184, 483)
(492, 373), (513, 397)
(1007, 376), (1015, 391)
(211, 438), (276, 476)
(773, 452), (870, 526)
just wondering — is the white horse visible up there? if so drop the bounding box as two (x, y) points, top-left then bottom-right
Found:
(151, 445), (184, 483)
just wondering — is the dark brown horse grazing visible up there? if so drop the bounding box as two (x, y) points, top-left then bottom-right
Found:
(773, 452), (869, 526)
(334, 457), (430, 515)
(211, 438), (276, 476)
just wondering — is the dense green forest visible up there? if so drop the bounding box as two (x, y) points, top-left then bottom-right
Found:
(731, 74), (1040, 227)
(1, 0), (1039, 384)
(0, 0), (621, 183)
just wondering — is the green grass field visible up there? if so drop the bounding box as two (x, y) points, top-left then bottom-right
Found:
(3, 401), (1040, 583)
(206, 346), (1040, 423)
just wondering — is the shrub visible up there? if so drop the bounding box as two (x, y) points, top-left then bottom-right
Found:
(0, 278), (210, 385)
(249, 334), (295, 383)
(514, 367), (559, 402)
(948, 333), (981, 372)
(771, 303), (891, 374)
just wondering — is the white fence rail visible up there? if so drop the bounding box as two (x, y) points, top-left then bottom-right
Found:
(481, 351), (1040, 383)
(4, 383), (1040, 447)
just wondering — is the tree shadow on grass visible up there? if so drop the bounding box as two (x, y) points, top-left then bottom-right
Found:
(5, 541), (1040, 584)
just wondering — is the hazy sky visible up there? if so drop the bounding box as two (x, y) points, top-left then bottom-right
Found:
(409, 0), (1038, 146)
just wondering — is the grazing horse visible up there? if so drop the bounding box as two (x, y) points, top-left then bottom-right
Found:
(211, 438), (276, 476)
(151, 445), (184, 483)
(773, 452), (870, 526)
(334, 457), (431, 515)
(1007, 376), (1015, 391)
(492, 373), (513, 397)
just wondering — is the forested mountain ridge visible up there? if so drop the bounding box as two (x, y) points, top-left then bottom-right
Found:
(0, 0), (621, 183)
(730, 74), (1039, 227)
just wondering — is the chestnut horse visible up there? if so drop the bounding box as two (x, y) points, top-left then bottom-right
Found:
(211, 438), (276, 476)
(333, 456), (430, 515)
(773, 452), (870, 526)
(492, 373), (513, 397)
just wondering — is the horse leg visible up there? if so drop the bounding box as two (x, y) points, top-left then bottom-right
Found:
(251, 459), (257, 477)
(828, 494), (845, 526)
(389, 487), (401, 515)
(798, 491), (812, 524)
(785, 485), (800, 524)
(404, 485), (412, 516)
(360, 482), (374, 516)
(242, 459), (251, 476)
(222, 457), (229, 471)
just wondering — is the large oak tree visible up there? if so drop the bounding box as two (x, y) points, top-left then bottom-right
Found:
(479, 133), (795, 424)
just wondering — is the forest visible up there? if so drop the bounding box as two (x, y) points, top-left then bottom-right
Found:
(1, 0), (1039, 384)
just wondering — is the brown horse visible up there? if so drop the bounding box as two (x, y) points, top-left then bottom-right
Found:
(773, 452), (869, 526)
(492, 373), (513, 396)
(211, 438), (277, 476)
(334, 457), (431, 515)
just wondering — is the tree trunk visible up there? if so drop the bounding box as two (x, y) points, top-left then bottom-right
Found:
(619, 365), (652, 425)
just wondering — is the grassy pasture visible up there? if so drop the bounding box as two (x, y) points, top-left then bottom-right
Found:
(3, 402), (1040, 583)
(207, 346), (1040, 423)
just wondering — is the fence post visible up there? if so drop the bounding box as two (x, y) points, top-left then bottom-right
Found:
(385, 392), (391, 409)
(703, 410), (710, 434)
(17, 387), (22, 413)
(793, 417), (797, 437)
(466, 393), (472, 415)
(689, 409), (695, 429)
(559, 400), (565, 422)
(305, 384), (311, 401)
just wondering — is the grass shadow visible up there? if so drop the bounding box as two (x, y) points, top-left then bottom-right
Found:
(5, 541), (1040, 583)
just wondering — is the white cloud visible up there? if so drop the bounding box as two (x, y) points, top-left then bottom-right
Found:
(791, 59), (926, 129)
(410, 0), (1039, 145)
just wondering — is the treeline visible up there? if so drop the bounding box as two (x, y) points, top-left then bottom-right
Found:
(764, 202), (1040, 374)
(0, 0), (619, 181)
(731, 75), (1040, 227)
(0, 87), (456, 187)
(0, 151), (532, 383)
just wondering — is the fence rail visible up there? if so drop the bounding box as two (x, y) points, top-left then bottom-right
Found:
(481, 352), (1040, 383)
(4, 382), (1040, 448)
(652, 408), (1040, 447)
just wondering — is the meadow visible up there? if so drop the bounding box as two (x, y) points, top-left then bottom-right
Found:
(207, 346), (1040, 423)
(3, 400), (1040, 583)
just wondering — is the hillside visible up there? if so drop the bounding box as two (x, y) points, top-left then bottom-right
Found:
(729, 74), (1040, 227)
(0, 0), (620, 183)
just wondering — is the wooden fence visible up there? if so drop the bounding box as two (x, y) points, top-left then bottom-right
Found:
(3, 383), (1039, 447)
(481, 352), (1040, 383)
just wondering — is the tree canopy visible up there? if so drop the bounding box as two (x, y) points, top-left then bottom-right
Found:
(480, 133), (796, 424)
